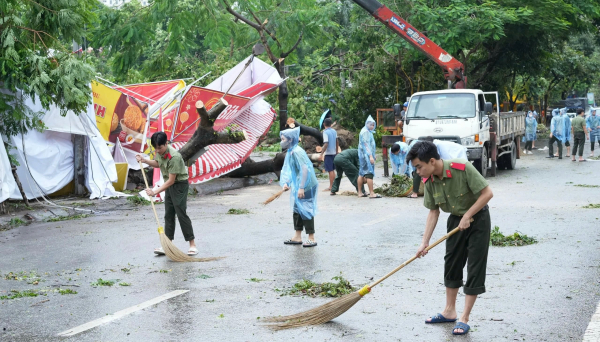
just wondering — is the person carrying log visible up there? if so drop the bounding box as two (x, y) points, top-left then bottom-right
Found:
(407, 141), (493, 336)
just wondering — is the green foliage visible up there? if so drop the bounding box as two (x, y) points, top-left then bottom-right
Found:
(282, 275), (356, 298)
(46, 214), (90, 222)
(91, 278), (116, 287)
(0, 289), (41, 300)
(227, 208), (250, 215)
(573, 184), (600, 188)
(372, 125), (390, 148)
(8, 218), (25, 227)
(582, 204), (600, 209)
(127, 196), (151, 206)
(118, 282), (131, 286)
(59, 288), (78, 295)
(0, 0), (97, 140)
(490, 226), (537, 246)
(374, 174), (412, 197)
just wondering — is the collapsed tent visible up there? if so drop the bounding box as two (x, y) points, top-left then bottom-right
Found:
(139, 56), (283, 184)
(0, 91), (122, 201)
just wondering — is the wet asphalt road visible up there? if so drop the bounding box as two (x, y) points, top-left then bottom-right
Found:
(1, 142), (600, 342)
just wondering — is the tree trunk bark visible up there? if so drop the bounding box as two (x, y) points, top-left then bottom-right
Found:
(228, 153), (286, 178)
(72, 134), (87, 196)
(11, 165), (29, 207)
(277, 59), (289, 132)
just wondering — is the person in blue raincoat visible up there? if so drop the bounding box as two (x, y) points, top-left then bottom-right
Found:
(561, 108), (572, 157)
(390, 141), (410, 176)
(279, 127), (319, 247)
(523, 111), (537, 154)
(547, 108), (565, 159)
(586, 109), (600, 157)
(532, 111), (539, 148)
(357, 115), (380, 198)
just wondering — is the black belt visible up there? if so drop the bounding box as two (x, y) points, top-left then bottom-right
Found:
(452, 204), (488, 218)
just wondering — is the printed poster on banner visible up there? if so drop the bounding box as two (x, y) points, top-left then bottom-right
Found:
(92, 81), (151, 152)
(170, 86), (253, 142)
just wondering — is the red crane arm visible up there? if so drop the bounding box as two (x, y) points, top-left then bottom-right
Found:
(353, 0), (466, 88)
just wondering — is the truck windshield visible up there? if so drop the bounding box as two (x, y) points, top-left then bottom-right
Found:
(407, 93), (476, 119)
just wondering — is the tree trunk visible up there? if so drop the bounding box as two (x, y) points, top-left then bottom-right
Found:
(72, 134), (87, 196)
(11, 165), (28, 207)
(228, 153), (286, 178)
(277, 59), (289, 132)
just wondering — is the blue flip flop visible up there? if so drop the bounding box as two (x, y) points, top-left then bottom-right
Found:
(452, 322), (470, 335)
(425, 313), (457, 324)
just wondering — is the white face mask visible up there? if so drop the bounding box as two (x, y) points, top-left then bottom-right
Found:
(528, 114), (533, 117)
(281, 139), (291, 149)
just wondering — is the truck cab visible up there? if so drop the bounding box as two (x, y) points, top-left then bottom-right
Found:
(402, 89), (497, 176)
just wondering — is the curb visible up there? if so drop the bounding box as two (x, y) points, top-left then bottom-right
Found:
(189, 173), (279, 196)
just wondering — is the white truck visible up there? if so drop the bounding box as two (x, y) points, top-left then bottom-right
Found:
(402, 89), (526, 177)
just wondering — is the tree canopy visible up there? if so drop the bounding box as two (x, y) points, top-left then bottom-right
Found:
(2, 0), (600, 140)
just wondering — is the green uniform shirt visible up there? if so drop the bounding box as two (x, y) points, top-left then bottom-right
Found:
(572, 116), (586, 133)
(423, 159), (488, 216)
(335, 149), (359, 166)
(155, 145), (189, 182)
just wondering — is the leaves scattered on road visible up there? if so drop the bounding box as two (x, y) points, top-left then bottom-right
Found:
(47, 214), (90, 222)
(490, 226), (537, 246)
(573, 184), (600, 188)
(127, 196), (151, 205)
(582, 203), (600, 209)
(91, 278), (117, 287)
(59, 288), (78, 295)
(227, 208), (250, 215)
(280, 275), (357, 298)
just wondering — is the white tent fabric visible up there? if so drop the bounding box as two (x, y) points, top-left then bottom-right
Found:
(1, 91), (123, 201)
(0, 138), (17, 203)
(205, 55), (283, 95)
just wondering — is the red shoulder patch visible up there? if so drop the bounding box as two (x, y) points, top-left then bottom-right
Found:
(422, 177), (430, 183)
(449, 162), (466, 171)
(446, 169), (452, 178)
(166, 153), (172, 160)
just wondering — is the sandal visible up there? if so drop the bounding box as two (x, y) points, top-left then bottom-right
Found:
(284, 239), (302, 245)
(452, 322), (470, 335)
(187, 247), (198, 256)
(302, 240), (317, 248)
(330, 192), (337, 196)
(369, 194), (382, 199)
(425, 313), (457, 324)
(154, 247), (165, 256)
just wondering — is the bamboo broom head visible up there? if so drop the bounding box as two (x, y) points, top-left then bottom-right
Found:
(159, 233), (224, 262)
(262, 291), (364, 330)
(263, 189), (285, 205)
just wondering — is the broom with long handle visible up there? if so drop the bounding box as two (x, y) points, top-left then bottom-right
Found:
(263, 188), (287, 205)
(138, 161), (223, 262)
(264, 223), (470, 329)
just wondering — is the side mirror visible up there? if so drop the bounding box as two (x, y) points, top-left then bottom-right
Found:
(485, 102), (493, 115)
(393, 103), (401, 118)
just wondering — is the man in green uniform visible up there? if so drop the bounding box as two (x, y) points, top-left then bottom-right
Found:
(406, 141), (493, 336)
(330, 149), (366, 196)
(571, 108), (589, 162)
(136, 132), (197, 256)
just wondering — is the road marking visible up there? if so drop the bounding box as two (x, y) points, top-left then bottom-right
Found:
(57, 290), (189, 337)
(583, 299), (600, 341)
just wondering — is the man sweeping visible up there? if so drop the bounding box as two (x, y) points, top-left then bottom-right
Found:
(330, 149), (366, 196)
(280, 127), (319, 248)
(407, 141), (493, 336)
(136, 132), (197, 256)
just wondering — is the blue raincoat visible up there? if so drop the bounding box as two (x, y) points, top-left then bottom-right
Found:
(279, 127), (318, 220)
(358, 115), (376, 176)
(562, 108), (571, 143)
(587, 110), (600, 143)
(551, 109), (566, 143)
(389, 141), (410, 176)
(525, 112), (537, 142)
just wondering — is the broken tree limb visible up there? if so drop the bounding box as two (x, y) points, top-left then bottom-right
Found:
(208, 98), (228, 121)
(228, 153), (286, 178)
(179, 100), (235, 163)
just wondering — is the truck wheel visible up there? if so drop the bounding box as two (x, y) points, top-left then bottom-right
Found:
(474, 147), (488, 177)
(506, 141), (517, 170)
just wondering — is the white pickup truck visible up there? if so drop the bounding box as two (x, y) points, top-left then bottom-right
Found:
(402, 89), (525, 177)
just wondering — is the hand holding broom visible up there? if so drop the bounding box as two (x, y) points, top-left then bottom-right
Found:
(263, 185), (289, 205)
(263, 223), (470, 329)
(138, 161), (223, 263)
